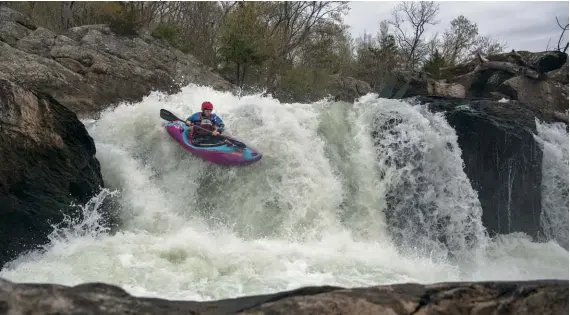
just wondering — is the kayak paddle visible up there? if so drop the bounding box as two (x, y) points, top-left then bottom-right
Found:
(160, 109), (247, 148)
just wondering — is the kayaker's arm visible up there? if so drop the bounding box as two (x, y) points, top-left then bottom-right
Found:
(185, 113), (200, 126)
(212, 114), (225, 134)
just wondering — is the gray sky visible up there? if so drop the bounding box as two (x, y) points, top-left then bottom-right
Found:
(345, 1), (569, 52)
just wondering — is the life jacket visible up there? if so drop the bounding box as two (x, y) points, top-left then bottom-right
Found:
(193, 115), (216, 136)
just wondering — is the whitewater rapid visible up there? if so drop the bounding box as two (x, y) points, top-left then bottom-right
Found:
(534, 119), (569, 249)
(1, 85), (568, 301)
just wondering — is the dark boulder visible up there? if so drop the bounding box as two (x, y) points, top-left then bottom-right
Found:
(411, 96), (549, 241)
(0, 78), (111, 269)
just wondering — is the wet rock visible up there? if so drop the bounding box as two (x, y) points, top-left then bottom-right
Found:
(412, 96), (550, 242)
(0, 277), (566, 315)
(0, 78), (108, 269)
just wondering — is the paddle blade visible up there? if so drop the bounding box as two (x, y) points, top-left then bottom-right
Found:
(160, 109), (183, 122)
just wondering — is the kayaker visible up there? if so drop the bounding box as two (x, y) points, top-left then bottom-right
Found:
(185, 101), (226, 145)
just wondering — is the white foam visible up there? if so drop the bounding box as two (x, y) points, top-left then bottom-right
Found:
(534, 119), (569, 249)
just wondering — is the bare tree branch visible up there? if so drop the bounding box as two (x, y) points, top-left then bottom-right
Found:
(389, 1), (440, 70)
(555, 16), (569, 53)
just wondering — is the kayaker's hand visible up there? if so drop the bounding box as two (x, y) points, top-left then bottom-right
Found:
(185, 120), (192, 127)
(212, 130), (220, 136)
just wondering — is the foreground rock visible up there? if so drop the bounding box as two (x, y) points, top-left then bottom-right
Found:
(0, 278), (566, 315)
(0, 6), (235, 116)
(0, 78), (110, 269)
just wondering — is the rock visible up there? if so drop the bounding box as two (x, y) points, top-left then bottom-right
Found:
(482, 50), (567, 74)
(0, 6), (36, 30)
(239, 280), (568, 315)
(269, 73), (372, 103)
(500, 76), (569, 112)
(0, 21), (31, 46)
(0, 41), (101, 115)
(391, 71), (466, 99)
(412, 96), (548, 242)
(0, 78), (111, 269)
(553, 110), (569, 124)
(441, 51), (569, 106)
(55, 57), (88, 74)
(327, 75), (372, 102)
(0, 277), (566, 315)
(489, 91), (511, 101)
(547, 59), (569, 85)
(523, 50), (568, 73)
(0, 5), (236, 116)
(15, 27), (57, 57)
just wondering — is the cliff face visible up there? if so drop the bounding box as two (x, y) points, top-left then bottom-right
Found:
(0, 78), (110, 269)
(0, 6), (237, 117)
(415, 97), (549, 241)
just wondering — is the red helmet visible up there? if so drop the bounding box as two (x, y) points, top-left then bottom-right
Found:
(201, 101), (213, 111)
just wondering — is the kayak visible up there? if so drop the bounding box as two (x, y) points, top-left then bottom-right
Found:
(163, 120), (262, 166)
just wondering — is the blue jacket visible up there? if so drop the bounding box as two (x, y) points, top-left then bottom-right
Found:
(186, 112), (225, 133)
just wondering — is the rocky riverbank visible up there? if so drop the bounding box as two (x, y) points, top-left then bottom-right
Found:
(0, 6), (236, 117)
(390, 50), (568, 120)
(0, 277), (566, 315)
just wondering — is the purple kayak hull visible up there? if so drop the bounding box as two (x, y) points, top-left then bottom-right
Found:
(164, 121), (262, 166)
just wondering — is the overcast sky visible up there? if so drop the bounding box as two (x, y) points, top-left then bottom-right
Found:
(345, 1), (569, 52)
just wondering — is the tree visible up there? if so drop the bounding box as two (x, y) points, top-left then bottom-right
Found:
(263, 2), (350, 61)
(297, 21), (353, 74)
(441, 15), (479, 65)
(422, 49), (446, 79)
(353, 32), (381, 87)
(218, 2), (268, 88)
(352, 20), (401, 89)
(157, 2), (224, 67)
(389, 1), (440, 70)
(469, 35), (507, 56)
(260, 2), (350, 85)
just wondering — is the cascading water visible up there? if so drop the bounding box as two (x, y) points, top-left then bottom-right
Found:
(367, 100), (487, 261)
(534, 119), (569, 250)
(1, 85), (567, 301)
